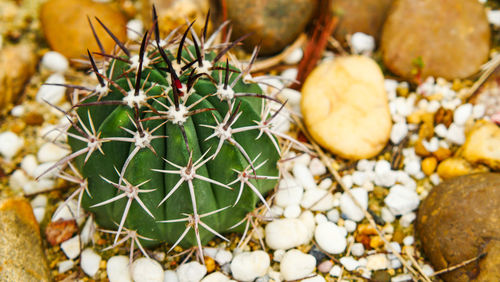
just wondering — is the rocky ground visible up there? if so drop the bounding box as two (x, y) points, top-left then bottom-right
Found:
(1, 0), (500, 281)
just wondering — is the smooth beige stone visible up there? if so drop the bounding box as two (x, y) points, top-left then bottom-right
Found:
(436, 157), (489, 180)
(301, 56), (391, 160)
(0, 197), (50, 281)
(461, 120), (500, 170)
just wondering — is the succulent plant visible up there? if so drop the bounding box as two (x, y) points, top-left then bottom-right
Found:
(40, 8), (305, 260)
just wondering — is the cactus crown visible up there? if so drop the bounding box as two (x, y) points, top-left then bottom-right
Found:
(43, 7), (290, 261)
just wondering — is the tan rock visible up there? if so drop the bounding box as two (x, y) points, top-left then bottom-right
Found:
(332, 0), (394, 44)
(417, 173), (500, 282)
(223, 0), (316, 55)
(40, 0), (127, 61)
(381, 0), (490, 80)
(421, 157), (437, 176)
(461, 120), (500, 170)
(436, 157), (488, 180)
(0, 197), (50, 281)
(301, 56), (391, 160)
(0, 43), (38, 111)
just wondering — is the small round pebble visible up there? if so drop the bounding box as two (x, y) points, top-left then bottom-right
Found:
(41, 51), (69, 73)
(280, 249), (316, 280)
(164, 270), (179, 282)
(366, 254), (389, 271)
(80, 248), (101, 277)
(36, 73), (66, 105)
(37, 142), (70, 163)
(293, 163), (317, 190)
(107, 256), (132, 282)
(318, 260), (333, 273)
(339, 256), (360, 271)
(403, 236), (415, 246)
(230, 251), (270, 282)
(453, 103), (473, 126)
(340, 188), (368, 222)
(265, 218), (311, 250)
(384, 185), (420, 216)
(283, 47), (303, 65)
(0, 131), (24, 160)
(315, 222), (347, 254)
(200, 272), (229, 282)
(176, 261), (207, 282)
(127, 19), (143, 41)
(344, 219), (357, 233)
(283, 204), (301, 218)
(351, 32), (375, 54)
(131, 258), (164, 282)
(351, 243), (365, 257)
(326, 209), (340, 223)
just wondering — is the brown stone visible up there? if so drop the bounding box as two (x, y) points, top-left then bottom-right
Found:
(45, 219), (78, 246)
(381, 0), (490, 81)
(40, 0), (127, 62)
(0, 43), (38, 111)
(417, 173), (500, 281)
(332, 0), (394, 44)
(223, 0), (316, 55)
(0, 197), (50, 281)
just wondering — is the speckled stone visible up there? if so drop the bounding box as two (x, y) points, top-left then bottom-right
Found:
(0, 197), (50, 281)
(417, 173), (500, 281)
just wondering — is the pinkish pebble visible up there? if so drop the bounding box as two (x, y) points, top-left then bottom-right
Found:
(491, 112), (500, 125)
(317, 260), (334, 273)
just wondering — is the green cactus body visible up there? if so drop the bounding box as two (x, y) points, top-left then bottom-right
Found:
(60, 14), (282, 252)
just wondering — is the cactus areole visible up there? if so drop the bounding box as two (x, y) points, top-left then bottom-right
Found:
(52, 9), (286, 255)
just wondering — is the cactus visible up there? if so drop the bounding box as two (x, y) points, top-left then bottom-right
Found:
(41, 8), (304, 259)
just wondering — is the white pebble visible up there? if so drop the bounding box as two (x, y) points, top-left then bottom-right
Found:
(341, 175), (353, 189)
(472, 104), (485, 119)
(315, 222), (347, 254)
(265, 218), (311, 250)
(281, 68), (298, 81)
(127, 19), (144, 41)
(453, 103), (473, 126)
(280, 249), (316, 281)
(403, 236), (415, 246)
(392, 274), (413, 282)
(374, 160), (391, 175)
(61, 235), (81, 259)
(427, 100), (441, 113)
(0, 131), (24, 160)
(329, 265), (342, 277)
(36, 73), (66, 105)
(131, 258), (164, 282)
(214, 250), (233, 266)
(284, 204), (301, 218)
(384, 185), (420, 216)
(318, 178), (332, 190)
(309, 158), (326, 176)
(177, 261), (207, 282)
(326, 209), (340, 223)
(434, 123), (448, 138)
(422, 137), (439, 153)
(357, 159), (375, 172)
(230, 251), (269, 282)
(41, 51), (69, 73)
(387, 242), (401, 254)
(350, 32), (375, 54)
(404, 159), (421, 177)
(374, 170), (397, 187)
(274, 176), (303, 208)
(351, 171), (367, 186)
(31, 194), (47, 223)
(430, 173), (441, 186)
(81, 217), (96, 245)
(293, 163), (317, 190)
(301, 188), (335, 211)
(21, 154), (38, 177)
(280, 88), (302, 112)
(488, 10), (500, 26)
(339, 188), (368, 222)
(339, 256), (360, 271)
(52, 199), (83, 222)
(385, 79), (398, 100)
(422, 264), (435, 276)
(37, 143), (70, 163)
(283, 48), (303, 65)
(344, 220), (357, 233)
(58, 260), (74, 273)
(381, 207), (395, 223)
(107, 256), (132, 282)
(11, 105), (25, 117)
(446, 123), (465, 145)
(164, 270), (179, 282)
(315, 213), (328, 224)
(390, 121), (408, 144)
(400, 212), (416, 227)
(302, 275), (326, 282)
(351, 243), (365, 257)
(366, 254), (389, 271)
(80, 248), (101, 277)
(200, 272), (229, 282)
(273, 249), (285, 262)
